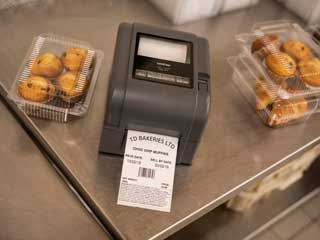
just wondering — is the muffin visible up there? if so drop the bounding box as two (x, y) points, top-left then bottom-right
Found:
(256, 78), (276, 110)
(298, 58), (320, 87)
(281, 40), (311, 61)
(265, 52), (296, 83)
(56, 71), (89, 103)
(31, 52), (63, 78)
(18, 76), (55, 102)
(251, 34), (281, 57)
(268, 97), (308, 126)
(61, 48), (88, 71)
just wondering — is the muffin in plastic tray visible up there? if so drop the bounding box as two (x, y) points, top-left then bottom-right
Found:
(228, 53), (319, 127)
(236, 20), (320, 100)
(8, 33), (104, 122)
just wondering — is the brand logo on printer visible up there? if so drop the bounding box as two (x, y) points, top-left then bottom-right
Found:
(157, 62), (171, 67)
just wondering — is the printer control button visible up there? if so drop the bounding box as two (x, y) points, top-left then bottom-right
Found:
(135, 69), (147, 77)
(147, 71), (161, 79)
(161, 74), (175, 83)
(176, 77), (190, 86)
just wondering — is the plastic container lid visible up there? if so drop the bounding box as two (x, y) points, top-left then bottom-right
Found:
(236, 20), (320, 99)
(228, 20), (320, 127)
(228, 52), (319, 127)
(8, 33), (104, 122)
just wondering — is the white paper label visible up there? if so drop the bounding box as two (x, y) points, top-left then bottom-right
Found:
(117, 130), (178, 212)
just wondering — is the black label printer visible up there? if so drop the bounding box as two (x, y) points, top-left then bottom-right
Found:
(99, 23), (211, 165)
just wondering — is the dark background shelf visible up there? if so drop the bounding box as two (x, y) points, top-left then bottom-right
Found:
(169, 159), (320, 240)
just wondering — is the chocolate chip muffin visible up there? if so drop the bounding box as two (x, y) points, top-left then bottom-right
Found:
(251, 34), (281, 57)
(299, 57), (320, 87)
(61, 48), (88, 71)
(56, 71), (89, 103)
(265, 52), (297, 83)
(18, 76), (55, 102)
(31, 52), (63, 78)
(281, 40), (311, 61)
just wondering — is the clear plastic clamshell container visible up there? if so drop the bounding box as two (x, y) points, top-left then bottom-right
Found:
(8, 34), (104, 122)
(236, 20), (320, 99)
(228, 53), (319, 127)
(229, 20), (320, 127)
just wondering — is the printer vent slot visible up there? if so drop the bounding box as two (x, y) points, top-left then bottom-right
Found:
(198, 72), (210, 82)
(198, 72), (209, 91)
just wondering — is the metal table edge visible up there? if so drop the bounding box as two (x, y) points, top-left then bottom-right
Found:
(1, 81), (320, 240)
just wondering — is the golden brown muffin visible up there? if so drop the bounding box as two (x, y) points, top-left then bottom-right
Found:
(251, 34), (280, 56)
(56, 71), (89, 103)
(256, 79), (275, 110)
(281, 40), (311, 61)
(268, 97), (308, 126)
(265, 52), (296, 77)
(18, 76), (55, 102)
(31, 52), (63, 78)
(61, 48), (88, 71)
(299, 58), (320, 87)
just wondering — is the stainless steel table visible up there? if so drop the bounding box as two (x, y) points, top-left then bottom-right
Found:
(0, 99), (111, 240)
(1, 1), (320, 240)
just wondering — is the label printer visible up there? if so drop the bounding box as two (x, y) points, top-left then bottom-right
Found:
(99, 23), (211, 165)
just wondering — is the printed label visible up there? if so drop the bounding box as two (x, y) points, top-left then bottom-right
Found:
(117, 130), (178, 212)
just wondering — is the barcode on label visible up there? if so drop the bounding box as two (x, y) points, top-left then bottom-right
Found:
(138, 167), (155, 179)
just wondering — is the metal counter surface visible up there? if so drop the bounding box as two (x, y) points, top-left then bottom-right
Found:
(0, 99), (110, 240)
(1, 0), (320, 240)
